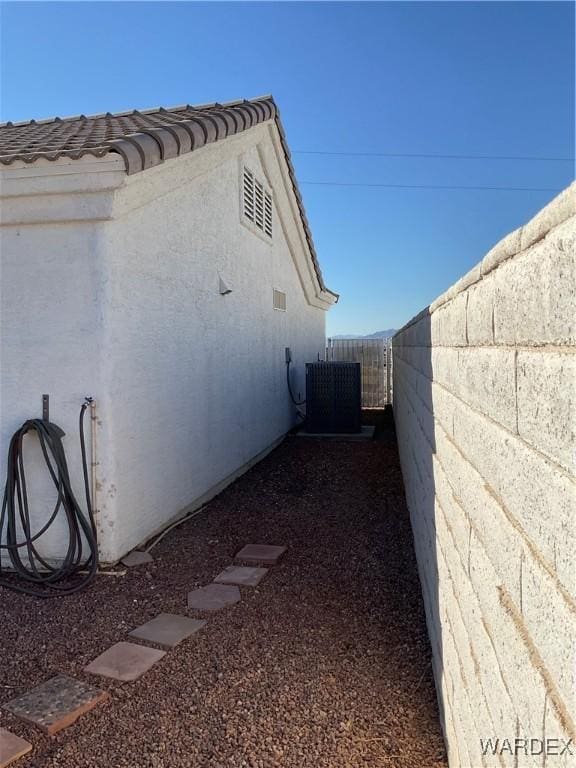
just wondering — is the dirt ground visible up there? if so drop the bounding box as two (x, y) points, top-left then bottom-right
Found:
(0, 408), (447, 768)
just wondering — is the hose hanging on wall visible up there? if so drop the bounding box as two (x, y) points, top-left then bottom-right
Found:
(286, 359), (306, 407)
(0, 399), (98, 597)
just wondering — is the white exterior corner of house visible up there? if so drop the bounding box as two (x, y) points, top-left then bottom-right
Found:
(0, 117), (335, 563)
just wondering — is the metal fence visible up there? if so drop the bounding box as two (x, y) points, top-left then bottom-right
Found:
(326, 337), (392, 408)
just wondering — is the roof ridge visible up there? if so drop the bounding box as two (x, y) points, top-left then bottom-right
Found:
(0, 95), (275, 129)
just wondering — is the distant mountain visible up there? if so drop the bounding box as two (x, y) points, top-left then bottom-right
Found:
(331, 329), (397, 340)
(364, 329), (398, 339)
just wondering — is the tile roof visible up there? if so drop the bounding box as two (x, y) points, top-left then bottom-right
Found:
(0, 97), (273, 172)
(0, 95), (336, 299)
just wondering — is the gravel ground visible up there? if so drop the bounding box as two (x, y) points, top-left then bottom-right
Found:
(0, 409), (447, 768)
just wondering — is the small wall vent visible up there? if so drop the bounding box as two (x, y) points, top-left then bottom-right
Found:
(273, 288), (287, 311)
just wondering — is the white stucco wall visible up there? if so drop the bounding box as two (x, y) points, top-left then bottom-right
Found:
(0, 124), (333, 564)
(0, 158), (122, 564)
(98, 126), (329, 560)
(392, 184), (575, 767)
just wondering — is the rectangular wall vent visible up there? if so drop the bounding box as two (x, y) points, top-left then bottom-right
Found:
(243, 167), (273, 238)
(273, 288), (286, 311)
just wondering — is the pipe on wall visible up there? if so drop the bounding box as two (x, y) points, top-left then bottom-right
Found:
(90, 399), (98, 539)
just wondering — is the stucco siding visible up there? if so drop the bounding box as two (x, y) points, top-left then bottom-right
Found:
(96, 129), (327, 560)
(0, 219), (113, 561)
(392, 183), (576, 766)
(0, 129), (330, 565)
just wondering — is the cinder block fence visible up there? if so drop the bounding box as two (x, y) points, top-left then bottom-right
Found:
(393, 183), (575, 767)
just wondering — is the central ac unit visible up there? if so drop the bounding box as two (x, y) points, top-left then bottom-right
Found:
(305, 362), (362, 434)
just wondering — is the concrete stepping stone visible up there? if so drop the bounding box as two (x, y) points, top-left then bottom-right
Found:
(129, 613), (206, 649)
(234, 544), (287, 566)
(2, 676), (108, 735)
(214, 565), (268, 587)
(0, 729), (32, 767)
(121, 550), (153, 567)
(187, 583), (241, 612)
(85, 641), (166, 681)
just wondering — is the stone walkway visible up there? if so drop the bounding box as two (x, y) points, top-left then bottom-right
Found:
(0, 410), (447, 767)
(1, 546), (285, 763)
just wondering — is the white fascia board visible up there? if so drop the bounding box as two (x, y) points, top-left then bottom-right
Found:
(264, 123), (336, 310)
(0, 153), (126, 226)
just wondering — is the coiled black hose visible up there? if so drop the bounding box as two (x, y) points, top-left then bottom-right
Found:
(0, 400), (98, 597)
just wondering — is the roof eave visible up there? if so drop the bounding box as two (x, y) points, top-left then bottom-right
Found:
(0, 94), (338, 302)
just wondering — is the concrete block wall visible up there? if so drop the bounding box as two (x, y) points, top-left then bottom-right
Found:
(392, 183), (576, 768)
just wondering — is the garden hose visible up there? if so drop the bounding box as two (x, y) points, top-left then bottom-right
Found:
(0, 399), (98, 597)
(286, 359), (306, 406)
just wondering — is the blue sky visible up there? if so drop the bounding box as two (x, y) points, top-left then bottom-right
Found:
(1, 1), (574, 335)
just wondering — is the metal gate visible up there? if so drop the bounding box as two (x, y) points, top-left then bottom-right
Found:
(326, 337), (392, 407)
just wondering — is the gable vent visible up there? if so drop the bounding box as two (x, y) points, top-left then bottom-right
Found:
(264, 191), (273, 237)
(273, 289), (287, 311)
(243, 168), (255, 223)
(243, 166), (273, 238)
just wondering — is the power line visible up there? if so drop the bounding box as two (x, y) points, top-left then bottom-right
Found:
(299, 181), (563, 192)
(293, 149), (575, 162)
